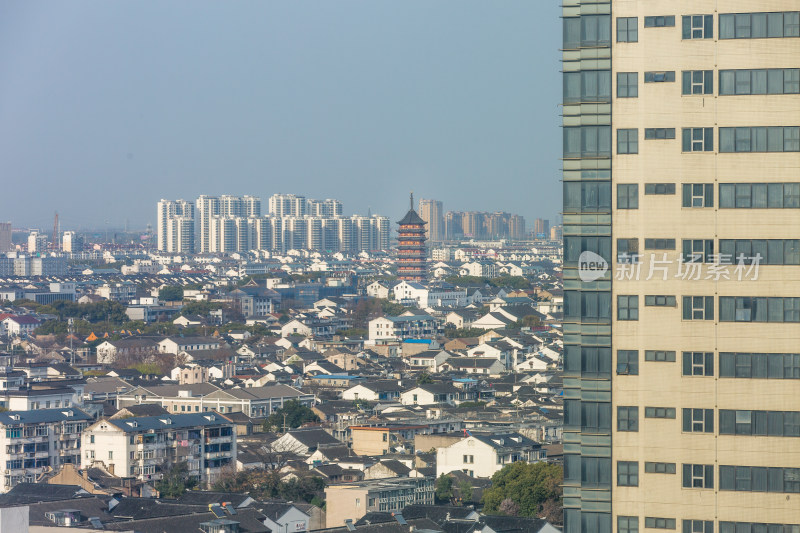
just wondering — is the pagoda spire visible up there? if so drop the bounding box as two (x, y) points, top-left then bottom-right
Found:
(410, 192), (414, 211)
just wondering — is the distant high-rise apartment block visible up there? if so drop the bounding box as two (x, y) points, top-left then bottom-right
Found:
(61, 231), (83, 253)
(157, 195), (387, 255)
(533, 218), (550, 239)
(418, 198), (444, 242)
(267, 194), (342, 218)
(157, 199), (195, 253)
(27, 231), (47, 253)
(444, 211), (464, 241)
(562, 2), (800, 532)
(508, 214), (526, 240)
(442, 211), (528, 241)
(0, 223), (11, 252)
(549, 225), (562, 241)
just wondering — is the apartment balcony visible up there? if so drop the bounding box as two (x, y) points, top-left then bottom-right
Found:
(204, 436), (232, 445)
(203, 451), (231, 460)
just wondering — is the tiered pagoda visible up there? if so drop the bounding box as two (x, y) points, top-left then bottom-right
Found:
(396, 193), (427, 282)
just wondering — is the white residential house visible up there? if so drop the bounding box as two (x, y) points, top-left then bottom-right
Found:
(392, 281), (429, 308)
(470, 312), (516, 331)
(95, 338), (160, 365)
(458, 262), (499, 278)
(1, 316), (41, 337)
(158, 337), (221, 355)
(427, 286), (468, 308)
(270, 428), (341, 456)
(368, 314), (443, 341)
(280, 319), (312, 338)
(537, 298), (564, 315)
(439, 357), (506, 376)
(407, 350), (452, 373)
(466, 343), (513, 368)
(261, 503), (311, 533)
(365, 282), (392, 299)
(173, 315), (205, 327)
(436, 432), (545, 478)
(538, 346), (562, 364)
(341, 380), (405, 402)
(399, 384), (459, 407)
(513, 354), (550, 372)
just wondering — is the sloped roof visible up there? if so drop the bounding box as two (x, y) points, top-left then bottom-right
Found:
(106, 412), (231, 433)
(397, 208), (426, 226)
(102, 508), (271, 532)
(0, 483), (91, 505)
(285, 428), (341, 447)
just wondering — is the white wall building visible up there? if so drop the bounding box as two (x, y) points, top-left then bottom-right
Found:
(83, 412), (236, 485)
(435, 432), (545, 478)
(0, 409), (91, 492)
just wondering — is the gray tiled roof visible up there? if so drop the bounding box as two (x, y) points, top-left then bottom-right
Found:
(0, 408), (91, 425)
(105, 412), (232, 433)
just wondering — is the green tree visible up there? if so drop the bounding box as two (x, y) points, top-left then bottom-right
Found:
(482, 462), (563, 518)
(264, 400), (319, 432)
(443, 275), (490, 286)
(459, 481), (474, 502)
(155, 461), (198, 498)
(444, 327), (486, 338)
(488, 276), (532, 290)
(212, 470), (324, 504)
(435, 474), (453, 502)
(159, 285), (184, 302)
(180, 301), (223, 317)
(379, 299), (406, 317)
(416, 373), (434, 385)
(521, 314), (542, 328)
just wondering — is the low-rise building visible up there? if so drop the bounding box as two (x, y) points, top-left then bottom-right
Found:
(436, 432), (545, 478)
(83, 412), (236, 486)
(368, 314), (443, 341)
(116, 383), (313, 418)
(158, 336), (221, 355)
(439, 357), (506, 376)
(95, 338), (161, 365)
(270, 428), (341, 456)
(1, 316), (41, 337)
(324, 476), (434, 528)
(399, 383), (461, 406)
(350, 425), (429, 456)
(341, 380), (405, 402)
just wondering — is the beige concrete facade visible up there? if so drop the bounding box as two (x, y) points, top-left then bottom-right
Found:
(611, 0), (800, 528)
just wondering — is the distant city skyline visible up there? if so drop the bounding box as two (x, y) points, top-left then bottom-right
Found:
(0, 1), (561, 231)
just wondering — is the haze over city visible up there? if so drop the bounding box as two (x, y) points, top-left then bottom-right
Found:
(0, 1), (561, 230)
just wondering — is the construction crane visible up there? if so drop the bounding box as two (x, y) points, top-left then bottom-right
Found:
(52, 211), (59, 250)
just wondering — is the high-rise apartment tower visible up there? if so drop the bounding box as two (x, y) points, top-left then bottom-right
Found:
(562, 3), (799, 533)
(418, 199), (444, 242)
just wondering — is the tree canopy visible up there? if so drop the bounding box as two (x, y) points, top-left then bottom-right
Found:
(435, 474), (453, 502)
(18, 299), (128, 323)
(158, 285), (184, 302)
(155, 461), (198, 498)
(213, 470), (324, 505)
(482, 462), (562, 520)
(264, 400), (319, 432)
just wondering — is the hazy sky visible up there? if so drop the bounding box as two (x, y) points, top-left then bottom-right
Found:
(0, 1), (562, 231)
